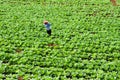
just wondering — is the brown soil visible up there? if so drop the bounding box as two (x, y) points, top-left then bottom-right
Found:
(15, 48), (22, 53)
(18, 76), (23, 80)
(48, 44), (57, 47)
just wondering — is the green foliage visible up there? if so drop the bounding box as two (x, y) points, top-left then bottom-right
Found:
(0, 0), (120, 79)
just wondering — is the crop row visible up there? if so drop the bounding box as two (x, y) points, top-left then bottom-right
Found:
(1, 64), (120, 80)
(0, 53), (120, 72)
(0, 41), (119, 55)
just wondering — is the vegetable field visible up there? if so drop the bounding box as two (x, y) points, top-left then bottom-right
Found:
(0, 0), (120, 80)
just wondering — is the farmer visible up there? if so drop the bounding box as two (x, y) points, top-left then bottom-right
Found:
(43, 20), (52, 36)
